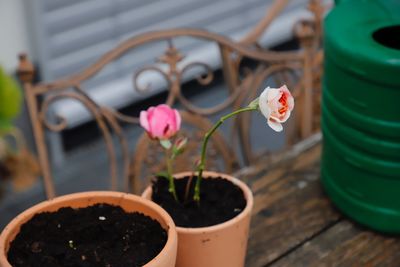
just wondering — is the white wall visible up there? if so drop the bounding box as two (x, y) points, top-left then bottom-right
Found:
(0, 0), (31, 73)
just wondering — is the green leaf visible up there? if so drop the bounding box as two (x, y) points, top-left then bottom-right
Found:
(248, 97), (259, 109)
(172, 147), (183, 157)
(174, 137), (187, 150)
(0, 67), (22, 123)
(172, 137), (188, 158)
(160, 139), (172, 150)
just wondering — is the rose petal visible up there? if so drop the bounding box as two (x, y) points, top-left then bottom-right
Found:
(259, 88), (271, 120)
(281, 85), (294, 111)
(267, 89), (283, 115)
(280, 85), (290, 94)
(258, 85), (293, 132)
(174, 109), (182, 131)
(157, 105), (175, 138)
(287, 96), (294, 111)
(270, 107), (291, 123)
(150, 107), (171, 138)
(139, 111), (150, 132)
(268, 118), (283, 132)
(279, 110), (291, 123)
(267, 88), (281, 102)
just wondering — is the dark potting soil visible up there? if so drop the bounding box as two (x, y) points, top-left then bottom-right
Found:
(7, 204), (167, 267)
(151, 176), (247, 228)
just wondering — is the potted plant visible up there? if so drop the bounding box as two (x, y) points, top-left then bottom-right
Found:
(0, 191), (178, 267)
(141, 85), (294, 267)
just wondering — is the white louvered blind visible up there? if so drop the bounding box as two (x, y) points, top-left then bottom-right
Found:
(27, 0), (311, 128)
(25, 0), (318, 165)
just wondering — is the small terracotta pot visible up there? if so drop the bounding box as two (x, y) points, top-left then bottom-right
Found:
(0, 191), (177, 267)
(142, 171), (254, 267)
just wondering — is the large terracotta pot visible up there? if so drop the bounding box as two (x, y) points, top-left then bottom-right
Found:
(142, 171), (254, 267)
(0, 191), (177, 267)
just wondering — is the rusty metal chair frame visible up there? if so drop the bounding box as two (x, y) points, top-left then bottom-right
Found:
(17, 0), (324, 199)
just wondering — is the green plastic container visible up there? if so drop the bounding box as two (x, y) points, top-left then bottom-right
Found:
(321, 0), (400, 233)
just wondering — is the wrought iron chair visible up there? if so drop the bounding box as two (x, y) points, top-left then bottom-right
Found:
(17, 0), (324, 199)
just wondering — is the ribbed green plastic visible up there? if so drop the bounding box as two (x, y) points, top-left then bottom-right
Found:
(321, 0), (400, 233)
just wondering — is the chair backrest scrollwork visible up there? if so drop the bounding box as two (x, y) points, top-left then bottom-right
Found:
(17, 0), (324, 199)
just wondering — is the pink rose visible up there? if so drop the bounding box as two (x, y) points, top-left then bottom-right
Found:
(258, 85), (294, 132)
(140, 104), (181, 139)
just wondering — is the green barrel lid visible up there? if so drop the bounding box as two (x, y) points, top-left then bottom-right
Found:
(325, 0), (400, 86)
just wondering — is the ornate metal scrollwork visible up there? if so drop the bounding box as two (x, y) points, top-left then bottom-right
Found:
(19, 0), (322, 198)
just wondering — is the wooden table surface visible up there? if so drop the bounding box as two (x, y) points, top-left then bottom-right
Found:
(237, 134), (400, 267)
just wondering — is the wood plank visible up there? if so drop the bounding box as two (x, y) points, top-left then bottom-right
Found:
(245, 143), (341, 267)
(236, 133), (322, 185)
(271, 221), (400, 267)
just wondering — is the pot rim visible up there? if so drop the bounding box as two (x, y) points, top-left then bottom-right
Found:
(0, 191), (177, 267)
(142, 171), (254, 234)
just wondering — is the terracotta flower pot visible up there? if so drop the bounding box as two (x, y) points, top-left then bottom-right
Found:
(142, 171), (254, 267)
(0, 191), (177, 267)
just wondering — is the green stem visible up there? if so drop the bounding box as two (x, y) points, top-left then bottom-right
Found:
(165, 149), (178, 201)
(194, 106), (257, 202)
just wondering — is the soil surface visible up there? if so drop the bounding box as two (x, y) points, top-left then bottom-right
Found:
(7, 203), (167, 267)
(151, 176), (246, 227)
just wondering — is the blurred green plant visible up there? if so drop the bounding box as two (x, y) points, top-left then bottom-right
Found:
(0, 66), (22, 132)
(0, 66), (38, 194)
